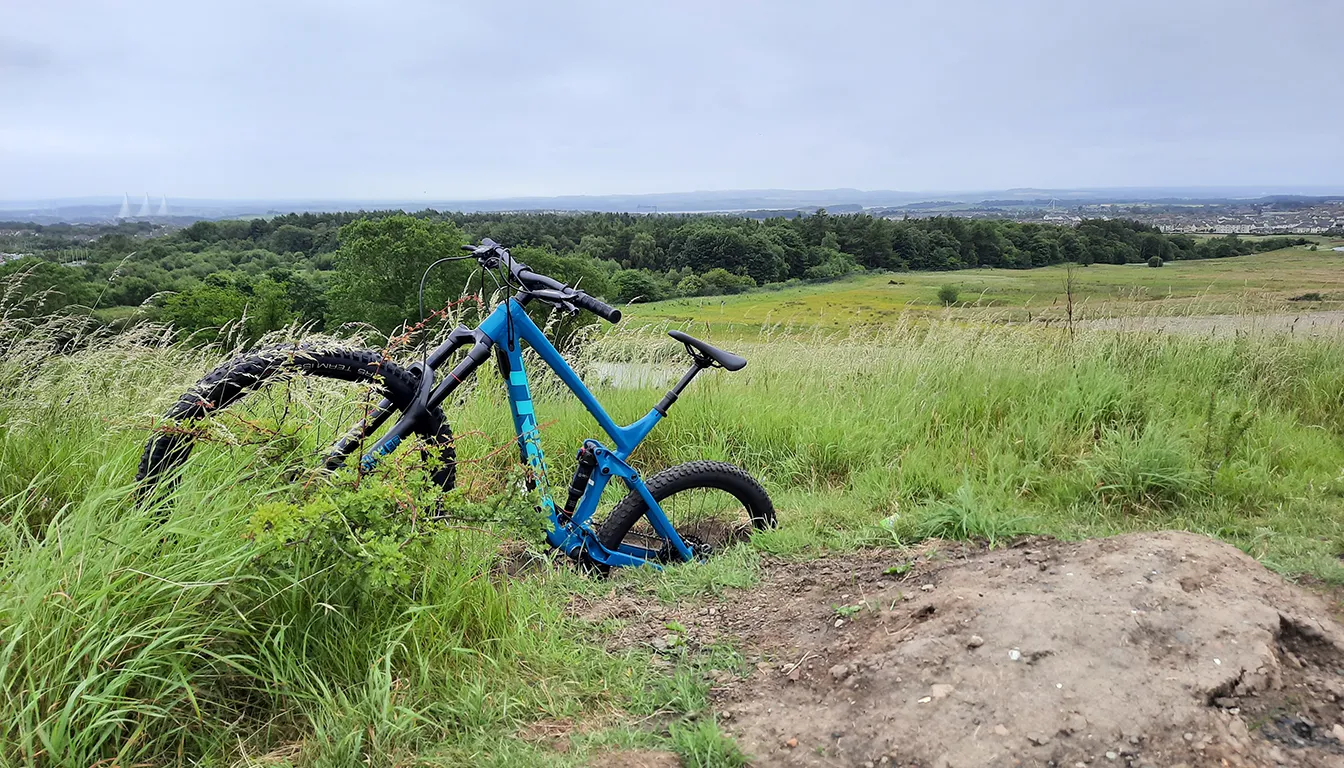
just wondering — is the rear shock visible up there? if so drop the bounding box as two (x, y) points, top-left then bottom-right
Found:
(560, 443), (598, 524)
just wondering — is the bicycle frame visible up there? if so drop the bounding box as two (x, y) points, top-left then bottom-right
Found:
(338, 298), (694, 568)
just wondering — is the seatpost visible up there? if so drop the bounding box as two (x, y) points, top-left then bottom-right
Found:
(654, 358), (710, 415)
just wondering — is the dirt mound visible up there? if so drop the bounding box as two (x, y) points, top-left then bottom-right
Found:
(583, 531), (1344, 767)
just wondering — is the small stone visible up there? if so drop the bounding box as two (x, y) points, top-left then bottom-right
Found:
(931, 683), (955, 699)
(835, 618), (845, 628)
(1008, 648), (1023, 661)
(1105, 752), (1117, 761)
(1333, 723), (1344, 741)
(918, 696), (932, 703)
(1064, 714), (1088, 734)
(1027, 733), (1051, 746)
(784, 738), (798, 749)
(1183, 732), (1194, 742)
(968, 635), (985, 648)
(921, 584), (935, 591)
(830, 664), (850, 682)
(1213, 696), (1238, 709)
(720, 710), (734, 721)
(993, 724), (1010, 736)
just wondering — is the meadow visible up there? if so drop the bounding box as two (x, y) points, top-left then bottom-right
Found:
(627, 242), (1344, 336)
(3, 248), (1344, 766)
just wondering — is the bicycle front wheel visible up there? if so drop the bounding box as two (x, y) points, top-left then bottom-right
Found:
(596, 460), (775, 562)
(136, 345), (456, 497)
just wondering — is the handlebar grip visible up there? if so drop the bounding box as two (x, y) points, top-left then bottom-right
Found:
(570, 291), (623, 324)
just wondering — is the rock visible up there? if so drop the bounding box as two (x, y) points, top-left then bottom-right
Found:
(1182, 732), (1194, 742)
(1008, 648), (1023, 661)
(830, 663), (850, 682)
(921, 584), (935, 591)
(1027, 733), (1051, 746)
(931, 683), (955, 699)
(1213, 696), (1239, 709)
(993, 724), (1010, 736)
(834, 618), (845, 628)
(968, 635), (985, 648)
(1105, 751), (1118, 760)
(784, 738), (798, 749)
(1333, 723), (1344, 741)
(1063, 713), (1088, 735)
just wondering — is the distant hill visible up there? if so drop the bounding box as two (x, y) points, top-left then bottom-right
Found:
(2, 186), (1342, 223)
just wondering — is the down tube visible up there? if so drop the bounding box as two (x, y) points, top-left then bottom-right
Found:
(507, 304), (655, 456)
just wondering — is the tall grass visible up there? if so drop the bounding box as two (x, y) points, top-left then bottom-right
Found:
(3, 278), (1344, 764)
(481, 316), (1344, 575)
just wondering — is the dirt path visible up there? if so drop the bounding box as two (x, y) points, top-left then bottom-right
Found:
(580, 532), (1344, 767)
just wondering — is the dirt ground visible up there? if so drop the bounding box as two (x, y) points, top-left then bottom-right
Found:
(579, 531), (1344, 767)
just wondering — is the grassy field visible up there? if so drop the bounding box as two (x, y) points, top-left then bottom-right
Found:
(4, 266), (1344, 765)
(626, 244), (1344, 336)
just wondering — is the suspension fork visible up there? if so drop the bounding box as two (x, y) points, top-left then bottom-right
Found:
(323, 325), (482, 471)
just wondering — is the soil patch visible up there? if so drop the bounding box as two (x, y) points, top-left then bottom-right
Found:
(579, 532), (1344, 767)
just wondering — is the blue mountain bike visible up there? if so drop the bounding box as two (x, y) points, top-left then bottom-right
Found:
(137, 239), (776, 568)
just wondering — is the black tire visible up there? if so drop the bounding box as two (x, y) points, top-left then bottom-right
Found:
(596, 460), (775, 560)
(136, 345), (456, 494)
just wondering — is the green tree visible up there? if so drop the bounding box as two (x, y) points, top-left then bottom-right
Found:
(627, 231), (662, 270)
(676, 274), (707, 296)
(611, 269), (672, 303)
(269, 225), (315, 255)
(0, 259), (96, 316)
(327, 216), (471, 333)
(160, 273), (293, 343)
(701, 268), (755, 295)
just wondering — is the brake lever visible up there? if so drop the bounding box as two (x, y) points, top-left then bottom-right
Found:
(522, 288), (580, 316)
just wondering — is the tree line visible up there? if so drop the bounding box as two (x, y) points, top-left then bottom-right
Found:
(0, 211), (1310, 341)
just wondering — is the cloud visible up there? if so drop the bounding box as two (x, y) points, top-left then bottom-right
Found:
(1, 0), (1341, 199)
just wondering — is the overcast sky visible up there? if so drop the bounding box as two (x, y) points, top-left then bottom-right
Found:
(1, 0), (1340, 200)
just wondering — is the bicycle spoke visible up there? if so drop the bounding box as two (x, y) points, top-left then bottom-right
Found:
(620, 486), (755, 558)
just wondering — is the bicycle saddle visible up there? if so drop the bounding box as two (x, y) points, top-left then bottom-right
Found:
(668, 331), (747, 371)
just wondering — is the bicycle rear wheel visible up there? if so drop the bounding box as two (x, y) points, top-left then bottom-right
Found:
(596, 460), (775, 562)
(136, 345), (456, 496)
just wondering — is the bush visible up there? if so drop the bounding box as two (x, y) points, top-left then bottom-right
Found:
(937, 285), (960, 306)
(612, 269), (674, 303)
(1148, 256), (1163, 268)
(701, 267), (755, 296)
(676, 274), (707, 297)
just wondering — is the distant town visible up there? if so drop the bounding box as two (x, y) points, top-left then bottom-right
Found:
(871, 197), (1344, 235)
(2, 190), (1342, 245)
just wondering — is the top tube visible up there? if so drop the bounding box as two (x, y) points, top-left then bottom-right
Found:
(476, 300), (662, 458)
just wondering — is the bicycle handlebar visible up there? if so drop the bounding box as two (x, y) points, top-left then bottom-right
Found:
(568, 289), (623, 324)
(463, 239), (622, 324)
